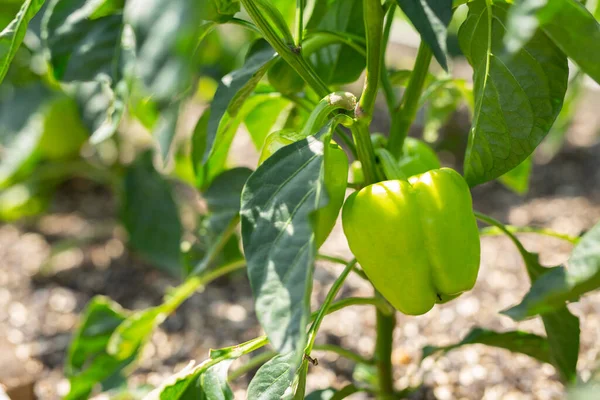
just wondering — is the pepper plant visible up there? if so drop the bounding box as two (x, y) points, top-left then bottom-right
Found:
(1, 0), (600, 398)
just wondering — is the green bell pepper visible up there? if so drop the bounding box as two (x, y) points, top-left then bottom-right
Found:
(342, 167), (480, 315)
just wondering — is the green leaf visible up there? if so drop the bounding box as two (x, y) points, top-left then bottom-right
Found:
(198, 360), (234, 400)
(0, 0), (46, 85)
(458, 0), (568, 187)
(541, 307), (580, 383)
(121, 151), (183, 277)
(204, 39), (276, 164)
(498, 156), (532, 195)
(125, 0), (207, 104)
(422, 327), (552, 364)
(193, 94), (281, 189)
(306, 0), (366, 85)
(200, 0), (240, 23)
(72, 79), (127, 144)
(43, 0), (128, 142)
(395, 0), (452, 70)
(43, 0), (124, 82)
(0, 83), (50, 188)
(490, 231), (580, 383)
(202, 167), (252, 236)
(148, 337), (265, 399)
(150, 360), (234, 400)
(64, 296), (131, 400)
(153, 103), (181, 163)
(244, 95), (291, 149)
(89, 0), (124, 19)
(240, 133), (330, 356)
(422, 78), (468, 143)
(505, 0), (600, 85)
(192, 107), (241, 189)
(504, 221), (600, 320)
(246, 352), (299, 400)
(0, 83), (87, 188)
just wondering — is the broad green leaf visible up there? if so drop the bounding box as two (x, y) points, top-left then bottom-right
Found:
(539, 70), (584, 160)
(492, 229), (580, 382)
(198, 360), (234, 400)
(498, 156), (532, 195)
(240, 134), (329, 356)
(422, 78), (468, 143)
(422, 327), (552, 364)
(153, 103), (180, 163)
(125, 0), (214, 160)
(0, 178), (52, 221)
(148, 360), (234, 400)
(246, 352), (298, 400)
(193, 94), (281, 189)
(395, 0), (452, 70)
(458, 0), (568, 187)
(505, 0), (600, 85)
(200, 0), (240, 23)
(244, 95), (291, 149)
(504, 221), (600, 320)
(43, 0), (128, 142)
(0, 0), (45, 85)
(190, 168), (250, 274)
(0, 84), (87, 188)
(65, 296), (131, 400)
(0, 83), (51, 188)
(541, 307), (580, 383)
(202, 167), (252, 236)
(121, 151), (183, 277)
(43, 0), (124, 82)
(147, 338), (265, 400)
(72, 79), (126, 144)
(306, 0), (366, 85)
(89, 0), (124, 19)
(0, 3), (23, 31)
(204, 39), (277, 164)
(146, 361), (203, 400)
(192, 107), (242, 189)
(125, 0), (207, 104)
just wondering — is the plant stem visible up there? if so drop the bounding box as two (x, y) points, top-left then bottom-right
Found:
(300, 91), (357, 137)
(479, 225), (580, 245)
(387, 41), (433, 157)
(185, 335), (269, 383)
(375, 305), (396, 398)
(228, 18), (262, 35)
(316, 254), (370, 280)
(380, 2), (397, 115)
(357, 0), (384, 120)
(352, 121), (382, 183)
(241, 0), (329, 97)
(295, 0), (305, 47)
(313, 296), (394, 319)
(313, 344), (374, 365)
(474, 211), (529, 256)
(305, 260), (357, 354)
